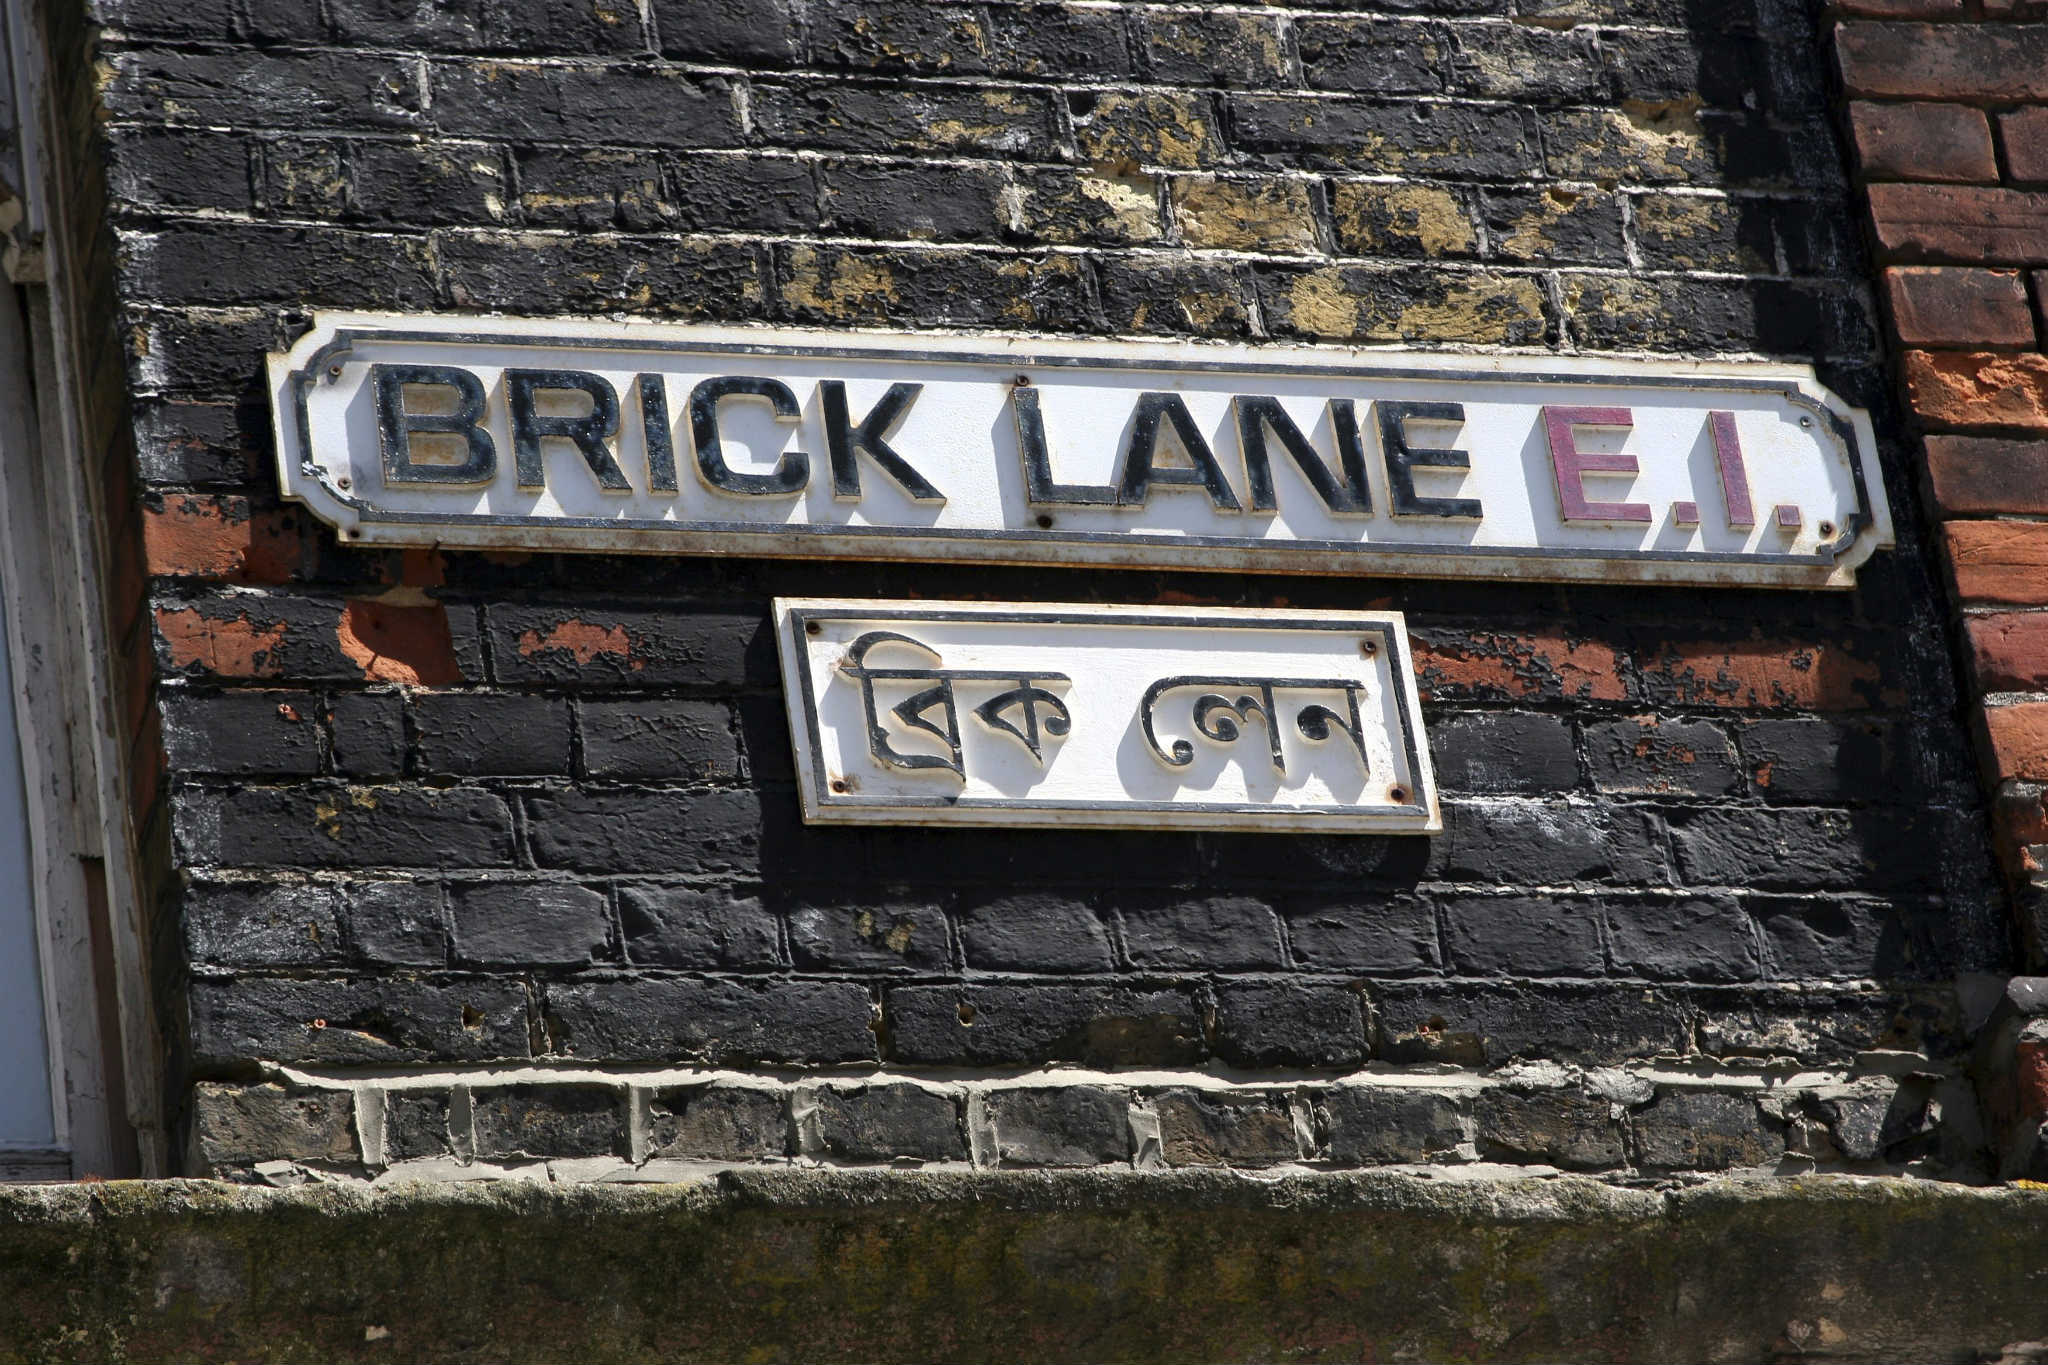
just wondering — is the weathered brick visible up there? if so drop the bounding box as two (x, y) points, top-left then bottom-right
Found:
(1604, 894), (1761, 983)
(956, 891), (1115, 973)
(986, 1087), (1128, 1167)
(754, 82), (1061, 160)
(1330, 182), (1478, 259)
(1429, 711), (1578, 796)
(1012, 168), (1163, 246)
(142, 495), (301, 584)
(984, 3), (1133, 79)
(1541, 107), (1712, 185)
(664, 154), (819, 233)
(1152, 1089), (1299, 1167)
(1295, 18), (1444, 95)
(1320, 1087), (1466, 1164)
(618, 885), (779, 970)
(1095, 255), (1257, 336)
(778, 244), (1091, 332)
(472, 1084), (626, 1160)
(1439, 894), (1606, 978)
(263, 139), (349, 217)
(1170, 176), (1318, 253)
(578, 700), (736, 781)
(1946, 521), (2048, 604)
(1213, 982), (1368, 1068)
(1434, 801), (1670, 886)
(1412, 629), (1628, 704)
(123, 224), (440, 309)
(1633, 1091), (1782, 1170)
(1585, 716), (1742, 797)
(1885, 268), (2035, 348)
(887, 984), (1205, 1067)
(175, 784), (517, 870)
(1848, 102), (1996, 184)
(1633, 636), (1891, 711)
(646, 1085), (787, 1160)
(381, 1090), (456, 1161)
(1144, 10), (1292, 88)
(1986, 704), (2048, 783)
(1481, 188), (1625, 265)
(1749, 895), (1921, 980)
(429, 63), (741, 146)
(2004, 107), (2048, 184)
(450, 882), (612, 969)
(190, 1083), (356, 1171)
(134, 402), (257, 486)
(1448, 22), (1600, 100)
(328, 0), (646, 53)
(329, 693), (405, 778)
(1837, 21), (2048, 101)
(1258, 265), (1547, 345)
(807, 2), (992, 77)
(808, 1084), (964, 1162)
(162, 691), (322, 776)
(104, 49), (426, 130)
(821, 160), (1007, 242)
(346, 881), (449, 968)
(488, 605), (757, 687)
(1739, 718), (1901, 803)
(526, 788), (760, 875)
(350, 140), (510, 226)
(1668, 807), (1936, 892)
(1905, 351), (2048, 430)
(517, 148), (670, 232)
(107, 128), (254, 213)
(650, 0), (800, 64)
(1374, 981), (1691, 1066)
(1281, 892), (1440, 975)
(789, 903), (949, 973)
(1870, 184), (2048, 265)
(189, 977), (532, 1067)
(415, 693), (572, 776)
(1118, 894), (1282, 970)
(184, 882), (345, 968)
(545, 979), (877, 1064)
(1475, 1088), (1624, 1170)
(1231, 97), (1537, 178)
(1563, 276), (1875, 357)
(440, 231), (764, 320)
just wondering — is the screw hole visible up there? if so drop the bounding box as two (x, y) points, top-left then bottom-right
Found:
(1035, 514), (1054, 529)
(829, 778), (848, 794)
(805, 620), (822, 635)
(1013, 374), (1032, 387)
(1818, 521), (1836, 537)
(1359, 639), (1378, 656)
(1387, 785), (1409, 804)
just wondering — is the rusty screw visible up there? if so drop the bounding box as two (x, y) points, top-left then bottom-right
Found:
(829, 778), (848, 794)
(1818, 521), (1836, 538)
(1387, 785), (1409, 804)
(1359, 639), (1378, 657)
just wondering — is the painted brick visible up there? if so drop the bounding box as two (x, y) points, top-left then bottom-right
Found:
(1633, 1092), (1783, 1171)
(820, 161), (1007, 243)
(174, 785), (517, 870)
(543, 979), (877, 1065)
(1749, 895), (1921, 980)
(414, 694), (572, 777)
(646, 1086), (787, 1161)
(618, 884), (780, 970)
(350, 141), (510, 226)
(439, 231), (764, 321)
(450, 883), (612, 969)
(525, 788), (760, 876)
(649, 0), (800, 64)
(1170, 176), (1318, 254)
(1095, 256), (1258, 337)
(329, 693), (405, 778)
(753, 82), (1063, 161)
(809, 1084), (964, 1163)
(1739, 718), (1902, 804)
(1586, 717), (1743, 797)
(1481, 188), (1626, 266)
(1947, 521), (2048, 605)
(1212, 982), (1369, 1068)
(429, 63), (740, 147)
(346, 881), (449, 969)
(1281, 893), (1441, 976)
(1474, 1089), (1625, 1170)
(1373, 982), (1692, 1066)
(1012, 168), (1165, 247)
(2003, 107), (2048, 184)
(1319, 1088), (1465, 1164)
(1429, 711), (1579, 795)
(106, 128), (254, 214)
(1411, 630), (1628, 704)
(1118, 894), (1283, 971)
(806, 2), (992, 77)
(1433, 801), (1671, 887)
(1848, 102), (1996, 184)
(472, 1085), (626, 1161)
(188, 977), (532, 1067)
(1633, 637), (1890, 711)
(102, 49), (426, 130)
(1605, 894), (1761, 983)
(1836, 21), (2048, 101)
(183, 882), (345, 969)
(788, 903), (950, 973)
(1257, 265), (1547, 346)
(1330, 182), (1479, 259)
(956, 891), (1116, 974)
(1869, 184), (2048, 265)
(578, 699), (737, 780)
(1985, 704), (2048, 783)
(1144, 9), (1292, 88)
(776, 245), (1090, 332)
(984, 3), (1133, 80)
(1885, 268), (2035, 348)
(1668, 808), (1939, 892)
(887, 984), (1205, 1067)
(381, 1090), (456, 1162)
(1451, 22), (1601, 101)
(1439, 894), (1606, 978)
(161, 691), (322, 776)
(1294, 18), (1445, 96)
(488, 605), (758, 688)
(1227, 97), (1538, 178)
(664, 154), (820, 234)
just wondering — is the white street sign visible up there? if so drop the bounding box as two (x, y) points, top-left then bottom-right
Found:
(773, 599), (1438, 833)
(271, 313), (1891, 589)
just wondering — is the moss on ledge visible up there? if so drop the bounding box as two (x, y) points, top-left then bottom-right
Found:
(0, 1171), (2041, 1362)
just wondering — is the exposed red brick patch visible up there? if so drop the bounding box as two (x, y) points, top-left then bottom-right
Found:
(1945, 520), (2048, 604)
(338, 600), (462, 685)
(1868, 183), (2048, 264)
(1984, 702), (2048, 782)
(1849, 102), (1996, 184)
(400, 548), (447, 588)
(1885, 267), (2034, 348)
(2016, 1039), (2048, 1122)
(142, 495), (301, 583)
(1924, 436), (2048, 517)
(1967, 613), (2048, 690)
(516, 620), (637, 667)
(1411, 632), (1627, 702)
(1904, 350), (2048, 430)
(155, 606), (287, 677)
(1639, 641), (1885, 710)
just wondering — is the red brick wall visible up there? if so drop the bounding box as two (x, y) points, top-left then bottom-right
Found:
(1836, 1), (2048, 965)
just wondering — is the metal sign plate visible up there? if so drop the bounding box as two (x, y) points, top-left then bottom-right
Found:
(773, 599), (1439, 833)
(271, 313), (1892, 589)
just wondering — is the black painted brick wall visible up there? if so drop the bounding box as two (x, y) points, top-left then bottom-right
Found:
(88, 0), (2010, 1139)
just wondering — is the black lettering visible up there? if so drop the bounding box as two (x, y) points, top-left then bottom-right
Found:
(373, 363), (496, 486)
(1117, 392), (1241, 512)
(688, 375), (809, 497)
(638, 374), (678, 495)
(1012, 385), (1117, 507)
(1234, 395), (1372, 516)
(506, 369), (629, 492)
(1377, 400), (1482, 521)
(820, 380), (943, 503)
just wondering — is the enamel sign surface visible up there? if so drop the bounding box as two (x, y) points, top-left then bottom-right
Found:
(773, 599), (1437, 833)
(270, 313), (1892, 588)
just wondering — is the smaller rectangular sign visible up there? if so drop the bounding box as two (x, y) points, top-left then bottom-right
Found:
(774, 599), (1439, 833)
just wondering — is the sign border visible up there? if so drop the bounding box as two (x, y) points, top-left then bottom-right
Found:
(772, 598), (1442, 834)
(271, 312), (1894, 590)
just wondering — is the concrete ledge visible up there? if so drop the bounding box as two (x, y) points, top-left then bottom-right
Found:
(0, 1172), (2043, 1362)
